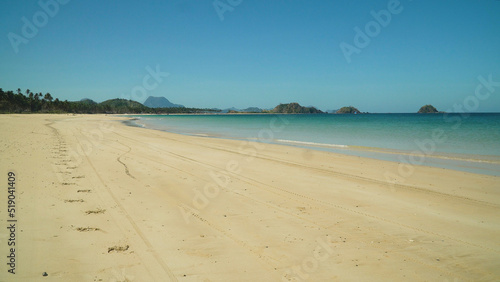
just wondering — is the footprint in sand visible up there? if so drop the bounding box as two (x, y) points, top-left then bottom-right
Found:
(64, 199), (84, 203)
(85, 208), (106, 215)
(107, 245), (130, 253)
(76, 227), (100, 232)
(77, 189), (91, 193)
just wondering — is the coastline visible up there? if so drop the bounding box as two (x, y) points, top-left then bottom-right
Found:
(125, 114), (500, 177)
(1, 114), (499, 281)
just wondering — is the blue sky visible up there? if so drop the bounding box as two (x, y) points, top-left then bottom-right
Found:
(1, 0), (499, 112)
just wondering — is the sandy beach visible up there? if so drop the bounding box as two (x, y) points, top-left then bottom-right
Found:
(1, 114), (499, 281)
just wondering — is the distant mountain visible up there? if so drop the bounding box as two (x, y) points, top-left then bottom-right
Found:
(221, 107), (263, 113)
(336, 106), (361, 114)
(271, 103), (323, 114)
(100, 98), (151, 113)
(220, 107), (238, 113)
(242, 107), (263, 113)
(143, 96), (184, 108)
(417, 104), (439, 113)
(80, 98), (97, 104)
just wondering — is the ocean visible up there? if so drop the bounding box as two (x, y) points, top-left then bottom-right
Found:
(126, 113), (500, 176)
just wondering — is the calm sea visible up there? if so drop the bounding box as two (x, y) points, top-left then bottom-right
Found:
(127, 113), (500, 176)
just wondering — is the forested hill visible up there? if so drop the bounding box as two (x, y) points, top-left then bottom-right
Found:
(270, 103), (323, 114)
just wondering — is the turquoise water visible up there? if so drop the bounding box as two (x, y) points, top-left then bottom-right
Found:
(131, 113), (500, 156)
(128, 113), (500, 175)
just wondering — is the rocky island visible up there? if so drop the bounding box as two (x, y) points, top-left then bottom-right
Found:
(336, 106), (361, 114)
(270, 102), (323, 114)
(417, 104), (439, 113)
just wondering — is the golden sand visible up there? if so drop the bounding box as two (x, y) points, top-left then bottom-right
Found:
(1, 114), (499, 281)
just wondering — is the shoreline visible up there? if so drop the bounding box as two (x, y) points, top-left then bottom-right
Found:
(124, 115), (500, 177)
(1, 114), (499, 281)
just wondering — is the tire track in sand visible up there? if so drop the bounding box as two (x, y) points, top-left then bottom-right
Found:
(115, 140), (136, 179)
(111, 130), (500, 256)
(73, 129), (178, 281)
(106, 125), (498, 279)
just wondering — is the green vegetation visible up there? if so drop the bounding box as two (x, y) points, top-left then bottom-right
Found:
(417, 104), (438, 113)
(99, 99), (151, 114)
(269, 102), (323, 114)
(336, 106), (361, 114)
(0, 88), (219, 114)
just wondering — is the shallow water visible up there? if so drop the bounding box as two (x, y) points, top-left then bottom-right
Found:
(126, 113), (500, 176)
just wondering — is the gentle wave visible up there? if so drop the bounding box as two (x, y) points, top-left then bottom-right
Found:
(347, 145), (500, 165)
(276, 139), (348, 148)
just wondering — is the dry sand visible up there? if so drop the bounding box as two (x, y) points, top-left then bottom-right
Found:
(0, 114), (499, 281)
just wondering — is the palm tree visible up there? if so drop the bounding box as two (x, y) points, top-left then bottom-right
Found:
(42, 93), (52, 112)
(28, 92), (34, 112)
(39, 93), (46, 110)
(44, 93), (53, 103)
(34, 93), (40, 112)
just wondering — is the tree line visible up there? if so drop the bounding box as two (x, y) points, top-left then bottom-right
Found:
(0, 88), (219, 114)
